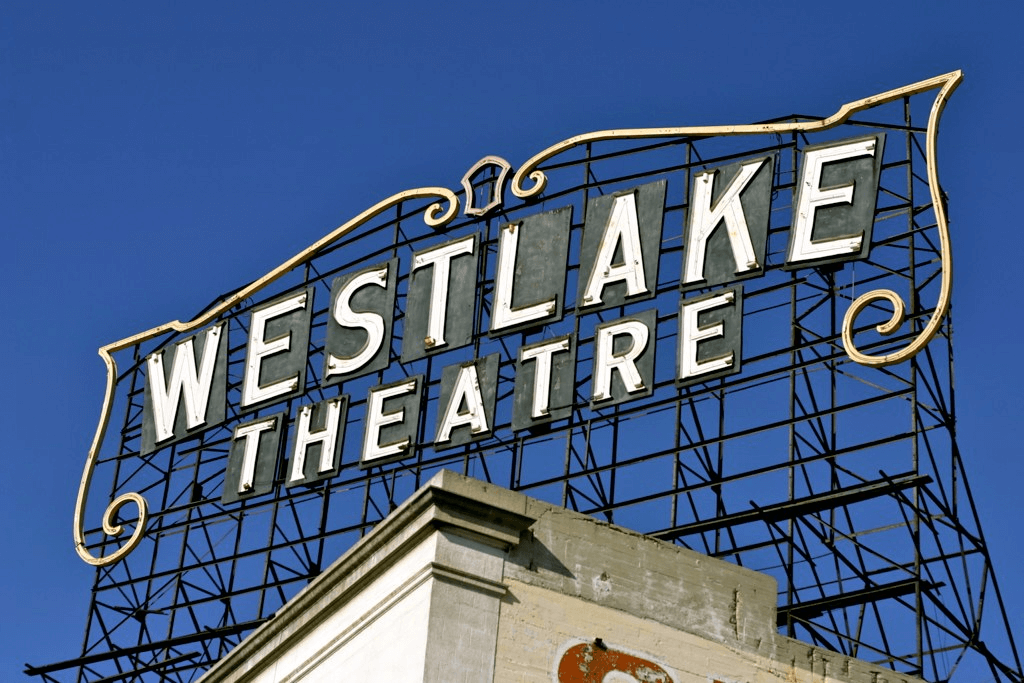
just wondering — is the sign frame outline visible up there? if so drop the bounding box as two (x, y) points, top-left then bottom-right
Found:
(73, 71), (963, 567)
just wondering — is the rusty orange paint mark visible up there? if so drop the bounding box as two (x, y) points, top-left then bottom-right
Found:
(557, 642), (674, 683)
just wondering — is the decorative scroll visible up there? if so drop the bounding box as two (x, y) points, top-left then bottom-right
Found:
(73, 73), (962, 568)
(73, 188), (459, 566)
(461, 155), (512, 216)
(511, 71), (962, 369)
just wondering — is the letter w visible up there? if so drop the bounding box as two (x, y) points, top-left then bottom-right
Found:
(147, 324), (224, 444)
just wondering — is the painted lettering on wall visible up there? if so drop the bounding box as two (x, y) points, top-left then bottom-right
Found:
(557, 642), (675, 683)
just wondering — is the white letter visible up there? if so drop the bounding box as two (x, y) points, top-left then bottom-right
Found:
(147, 323), (223, 444)
(582, 192), (647, 306)
(241, 291), (308, 407)
(788, 138), (876, 263)
(491, 222), (556, 331)
(363, 379), (417, 463)
(325, 265), (389, 377)
(684, 158), (767, 284)
(436, 364), (489, 443)
(234, 417), (277, 493)
(679, 291), (735, 380)
(411, 236), (474, 348)
(592, 320), (649, 402)
(288, 399), (344, 483)
(520, 338), (571, 418)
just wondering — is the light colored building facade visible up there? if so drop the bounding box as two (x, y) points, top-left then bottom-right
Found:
(199, 471), (924, 683)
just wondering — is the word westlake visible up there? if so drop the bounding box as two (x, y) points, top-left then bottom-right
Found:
(141, 134), (884, 503)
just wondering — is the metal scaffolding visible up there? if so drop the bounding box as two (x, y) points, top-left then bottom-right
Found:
(29, 84), (1022, 682)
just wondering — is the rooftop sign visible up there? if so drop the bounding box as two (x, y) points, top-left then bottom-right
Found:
(73, 72), (962, 570)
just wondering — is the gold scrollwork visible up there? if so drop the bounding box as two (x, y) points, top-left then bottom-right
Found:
(511, 72), (962, 367)
(842, 73), (960, 366)
(77, 71), (963, 566)
(461, 156), (513, 216)
(74, 188), (459, 567)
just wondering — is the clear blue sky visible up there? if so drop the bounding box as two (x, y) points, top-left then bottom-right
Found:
(3, 2), (1022, 680)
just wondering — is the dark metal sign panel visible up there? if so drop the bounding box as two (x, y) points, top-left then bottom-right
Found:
(590, 308), (657, 409)
(360, 375), (423, 468)
(285, 396), (349, 488)
(243, 288), (314, 410)
(677, 286), (743, 386)
(785, 134), (886, 268)
(56, 71), (1024, 683)
(489, 206), (572, 335)
(402, 235), (479, 362)
(578, 180), (666, 311)
(435, 353), (499, 449)
(681, 156), (773, 290)
(141, 323), (228, 455)
(512, 334), (576, 431)
(323, 261), (397, 386)
(222, 412), (284, 504)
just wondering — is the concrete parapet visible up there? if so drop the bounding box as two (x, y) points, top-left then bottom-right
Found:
(199, 471), (924, 683)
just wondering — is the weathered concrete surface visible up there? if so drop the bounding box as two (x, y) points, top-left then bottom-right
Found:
(198, 471), (924, 683)
(503, 505), (776, 650)
(495, 579), (917, 683)
(197, 471), (534, 683)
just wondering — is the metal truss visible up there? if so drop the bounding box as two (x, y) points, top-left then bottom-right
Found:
(28, 89), (1022, 682)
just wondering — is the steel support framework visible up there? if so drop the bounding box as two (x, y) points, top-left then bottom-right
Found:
(29, 90), (1022, 683)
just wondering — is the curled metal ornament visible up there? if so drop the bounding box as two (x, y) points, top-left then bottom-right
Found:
(841, 73), (960, 366)
(842, 289), (907, 366)
(510, 72), (962, 368)
(424, 191), (460, 227)
(74, 351), (148, 566)
(511, 169), (548, 200)
(101, 493), (149, 537)
(75, 72), (964, 565)
(74, 187), (459, 567)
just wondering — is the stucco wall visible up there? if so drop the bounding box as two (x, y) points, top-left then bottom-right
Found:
(198, 471), (923, 683)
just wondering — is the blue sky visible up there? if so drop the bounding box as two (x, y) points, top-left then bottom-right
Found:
(3, 2), (1022, 680)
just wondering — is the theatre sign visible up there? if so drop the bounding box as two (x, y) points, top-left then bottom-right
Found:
(74, 72), (962, 567)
